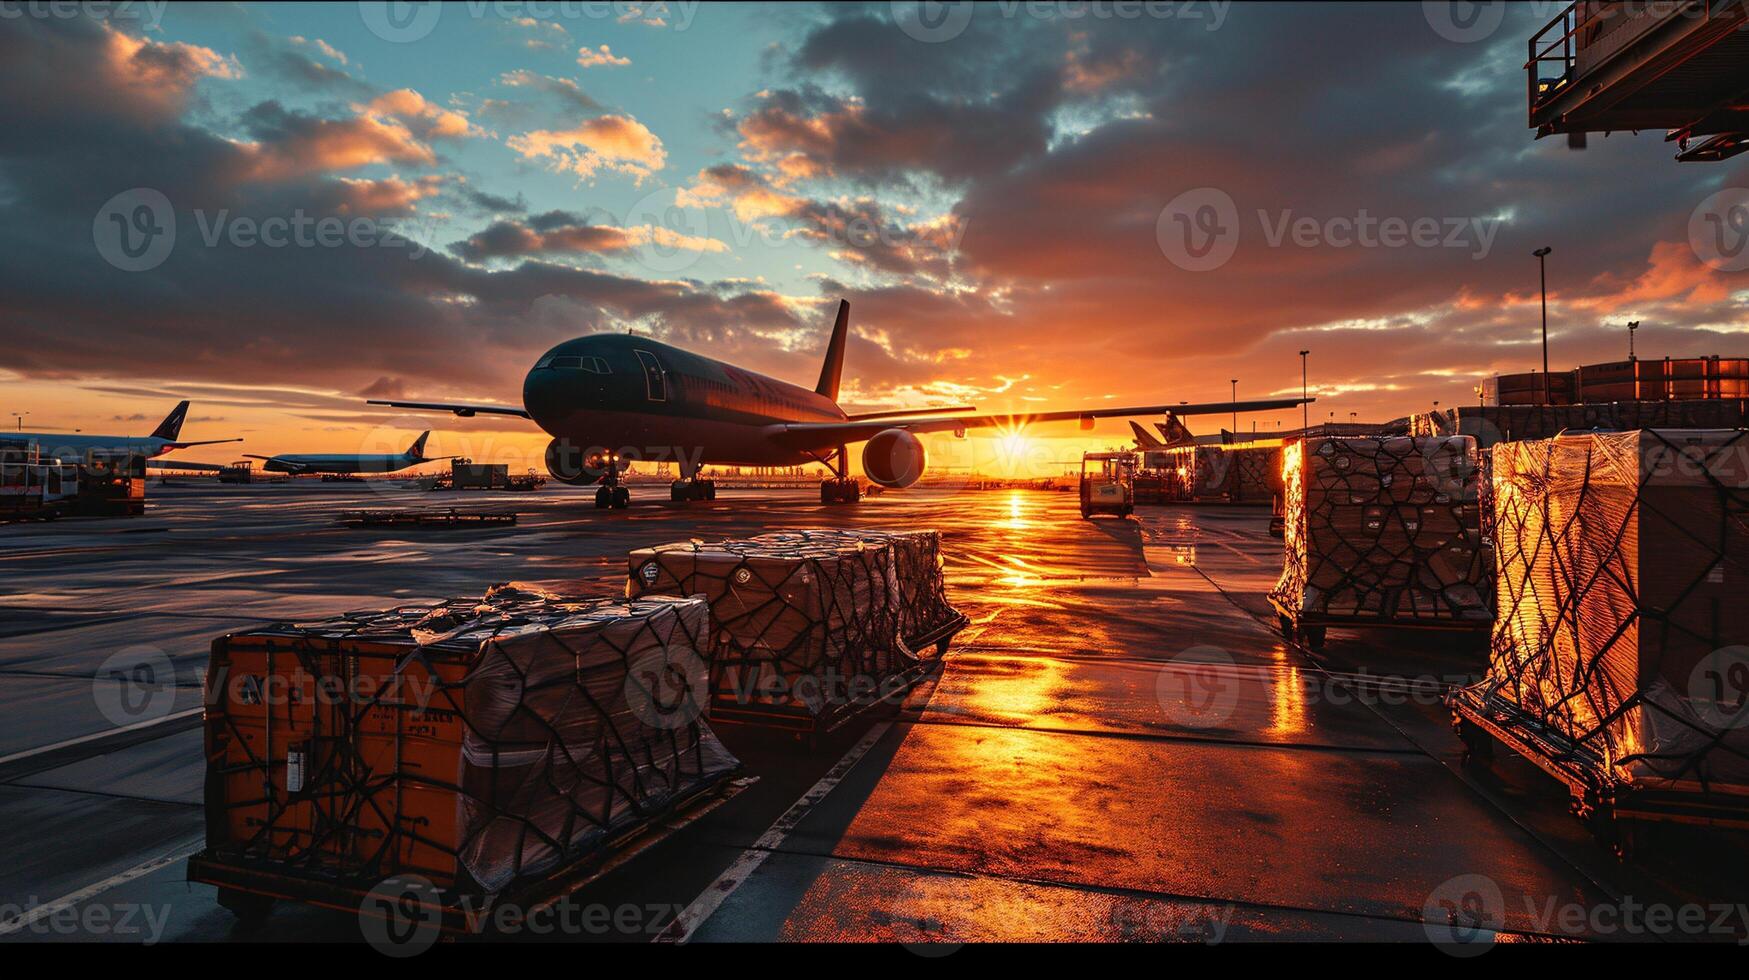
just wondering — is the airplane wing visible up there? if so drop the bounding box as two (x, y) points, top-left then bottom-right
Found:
(367, 400), (532, 420)
(167, 438), (244, 449)
(843, 405), (976, 421)
(764, 398), (1313, 450)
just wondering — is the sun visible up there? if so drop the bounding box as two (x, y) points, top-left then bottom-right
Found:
(994, 428), (1033, 473)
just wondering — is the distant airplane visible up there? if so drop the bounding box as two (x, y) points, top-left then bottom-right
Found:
(1130, 421), (1167, 450)
(2, 401), (239, 461)
(245, 431), (455, 476)
(370, 300), (1312, 507)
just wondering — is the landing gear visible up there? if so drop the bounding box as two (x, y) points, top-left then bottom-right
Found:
(594, 460), (631, 510)
(820, 479), (861, 504)
(816, 444), (862, 505)
(670, 479), (716, 502)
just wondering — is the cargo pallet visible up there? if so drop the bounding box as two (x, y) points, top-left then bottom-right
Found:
(1449, 687), (1749, 859)
(1268, 595), (1490, 651)
(188, 774), (753, 934)
(709, 611), (968, 739)
(338, 509), (517, 529)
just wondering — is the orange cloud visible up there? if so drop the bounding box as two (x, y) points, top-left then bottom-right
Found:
(507, 114), (666, 181)
(576, 43), (631, 68)
(364, 88), (480, 140)
(237, 112), (436, 182)
(1572, 240), (1734, 313)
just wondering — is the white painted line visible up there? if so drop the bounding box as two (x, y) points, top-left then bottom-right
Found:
(0, 707), (203, 768)
(656, 721), (894, 944)
(0, 836), (205, 936)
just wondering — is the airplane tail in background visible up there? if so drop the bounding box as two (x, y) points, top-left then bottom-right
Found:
(150, 401), (190, 441)
(1156, 413), (1197, 448)
(408, 431), (431, 459)
(815, 300), (850, 402)
(1129, 421), (1166, 450)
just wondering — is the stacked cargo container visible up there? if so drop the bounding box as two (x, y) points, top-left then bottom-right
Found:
(1451, 429), (1749, 851)
(191, 586), (741, 918)
(626, 529), (964, 733)
(1270, 436), (1492, 648)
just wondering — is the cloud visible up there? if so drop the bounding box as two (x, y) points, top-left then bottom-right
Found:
(363, 88), (482, 141)
(507, 114), (667, 181)
(496, 70), (602, 113)
(576, 44), (631, 68)
(451, 210), (727, 262)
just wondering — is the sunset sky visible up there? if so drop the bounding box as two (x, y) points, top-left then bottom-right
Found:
(4, 2), (1748, 475)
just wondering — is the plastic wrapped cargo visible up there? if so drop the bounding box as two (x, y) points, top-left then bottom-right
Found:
(1411, 399), (1749, 448)
(1468, 430), (1749, 794)
(626, 529), (960, 727)
(201, 585), (739, 896)
(1271, 436), (1492, 624)
(747, 529), (962, 658)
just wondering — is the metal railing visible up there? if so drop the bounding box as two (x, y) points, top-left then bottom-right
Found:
(1527, 1), (1725, 126)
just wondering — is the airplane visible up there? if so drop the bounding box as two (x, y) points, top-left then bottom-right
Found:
(1, 401), (239, 463)
(369, 300), (1312, 508)
(244, 431), (456, 477)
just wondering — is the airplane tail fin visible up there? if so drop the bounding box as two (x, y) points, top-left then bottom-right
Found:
(150, 401), (190, 442)
(1156, 413), (1197, 448)
(409, 431), (431, 459)
(1129, 421), (1165, 450)
(815, 300), (849, 402)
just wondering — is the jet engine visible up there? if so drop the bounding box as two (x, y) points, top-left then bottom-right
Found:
(862, 429), (926, 489)
(544, 439), (611, 486)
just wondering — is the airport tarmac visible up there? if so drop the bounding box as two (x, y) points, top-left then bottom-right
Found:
(0, 481), (1743, 946)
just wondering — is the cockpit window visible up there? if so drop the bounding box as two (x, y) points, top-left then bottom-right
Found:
(540, 355), (611, 373)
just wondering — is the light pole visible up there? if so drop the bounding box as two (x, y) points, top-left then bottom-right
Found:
(1229, 378), (1238, 442)
(1534, 246), (1552, 403)
(1298, 350), (1309, 433)
(10, 412), (27, 432)
(1627, 320), (1639, 360)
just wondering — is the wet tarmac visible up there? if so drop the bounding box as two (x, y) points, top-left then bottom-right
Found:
(0, 481), (1743, 945)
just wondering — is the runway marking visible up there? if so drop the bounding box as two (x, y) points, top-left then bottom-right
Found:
(0, 707), (202, 768)
(655, 721), (894, 944)
(0, 835), (204, 936)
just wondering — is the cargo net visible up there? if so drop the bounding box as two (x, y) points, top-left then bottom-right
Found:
(203, 585), (740, 896)
(627, 529), (960, 720)
(1468, 429), (1749, 794)
(1271, 436), (1492, 623)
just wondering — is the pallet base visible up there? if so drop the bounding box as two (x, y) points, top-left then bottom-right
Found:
(1449, 688), (1749, 855)
(708, 613), (967, 739)
(189, 775), (753, 934)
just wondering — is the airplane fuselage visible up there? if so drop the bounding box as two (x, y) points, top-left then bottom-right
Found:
(0, 433), (180, 461)
(258, 453), (428, 476)
(521, 334), (848, 469)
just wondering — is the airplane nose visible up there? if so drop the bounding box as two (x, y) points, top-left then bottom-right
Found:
(522, 367), (567, 432)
